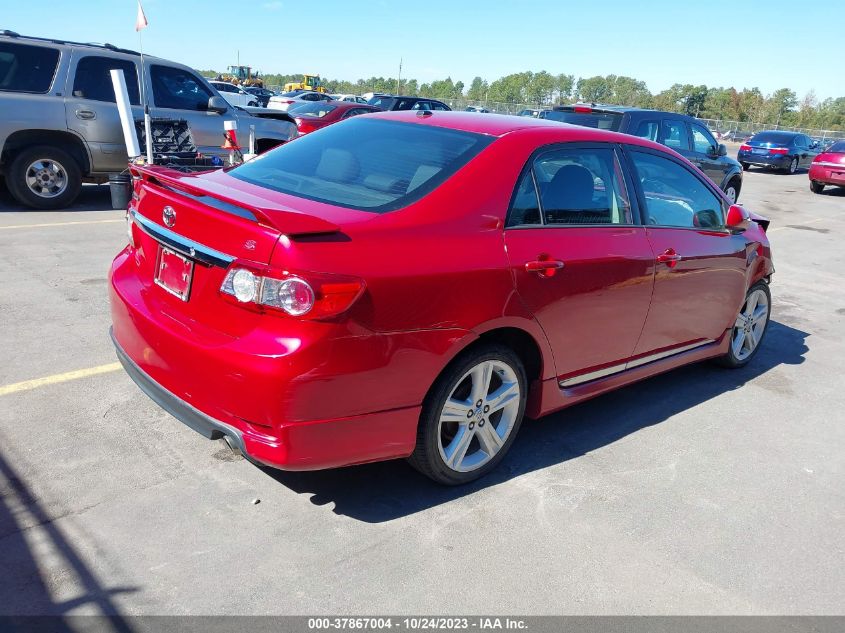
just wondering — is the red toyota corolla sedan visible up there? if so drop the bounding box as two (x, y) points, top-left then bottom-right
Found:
(110, 111), (774, 485)
(289, 101), (381, 136)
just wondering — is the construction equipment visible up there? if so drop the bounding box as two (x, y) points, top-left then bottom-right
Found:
(216, 65), (264, 88)
(283, 74), (327, 93)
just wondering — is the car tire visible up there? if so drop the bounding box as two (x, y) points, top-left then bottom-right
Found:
(741, 162), (750, 171)
(810, 181), (825, 194)
(7, 145), (82, 210)
(408, 343), (527, 485)
(785, 157), (798, 174)
(724, 178), (741, 204)
(715, 281), (771, 369)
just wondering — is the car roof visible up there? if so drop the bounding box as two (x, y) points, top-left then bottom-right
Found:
(363, 110), (675, 149)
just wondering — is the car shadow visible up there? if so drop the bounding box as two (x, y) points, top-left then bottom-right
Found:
(816, 186), (845, 197)
(259, 320), (808, 523)
(0, 184), (115, 213)
(0, 446), (137, 624)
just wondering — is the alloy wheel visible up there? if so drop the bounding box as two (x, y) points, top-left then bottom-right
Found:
(437, 359), (520, 473)
(788, 158), (798, 174)
(731, 288), (769, 361)
(725, 185), (737, 204)
(25, 159), (68, 198)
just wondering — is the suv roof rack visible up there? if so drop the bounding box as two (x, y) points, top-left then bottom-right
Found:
(0, 30), (141, 56)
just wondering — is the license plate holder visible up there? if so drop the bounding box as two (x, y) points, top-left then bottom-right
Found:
(752, 148), (767, 155)
(155, 246), (194, 301)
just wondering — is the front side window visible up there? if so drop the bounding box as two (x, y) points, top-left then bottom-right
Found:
(662, 120), (690, 151)
(229, 118), (493, 213)
(629, 150), (724, 229)
(151, 65), (212, 111)
(0, 42), (59, 93)
(73, 56), (140, 104)
(690, 123), (717, 155)
(507, 147), (632, 227)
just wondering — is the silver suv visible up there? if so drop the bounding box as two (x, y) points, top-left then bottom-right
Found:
(0, 31), (297, 209)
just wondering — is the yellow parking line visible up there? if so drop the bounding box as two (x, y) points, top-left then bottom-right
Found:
(0, 363), (122, 397)
(0, 219), (123, 230)
(769, 217), (825, 232)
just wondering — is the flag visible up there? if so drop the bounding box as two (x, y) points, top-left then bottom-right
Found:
(135, 0), (148, 31)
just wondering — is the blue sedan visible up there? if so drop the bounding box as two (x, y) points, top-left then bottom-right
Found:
(738, 131), (819, 174)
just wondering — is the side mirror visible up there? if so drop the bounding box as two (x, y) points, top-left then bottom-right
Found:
(717, 143), (728, 156)
(726, 204), (750, 232)
(207, 96), (228, 114)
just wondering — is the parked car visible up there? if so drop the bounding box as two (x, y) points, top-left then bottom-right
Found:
(208, 80), (260, 108)
(737, 131), (819, 174)
(0, 31), (297, 209)
(544, 104), (744, 202)
(110, 110), (774, 485)
(330, 93), (369, 104)
(465, 105), (490, 113)
(244, 86), (275, 107)
(268, 90), (334, 112)
(362, 92), (391, 102)
(809, 139), (845, 194)
(289, 101), (380, 135)
(517, 109), (541, 118)
(367, 95), (451, 111)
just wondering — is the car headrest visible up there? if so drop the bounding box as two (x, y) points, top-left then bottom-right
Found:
(544, 164), (595, 210)
(315, 149), (359, 182)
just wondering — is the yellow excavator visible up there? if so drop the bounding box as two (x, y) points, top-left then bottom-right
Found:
(283, 74), (327, 93)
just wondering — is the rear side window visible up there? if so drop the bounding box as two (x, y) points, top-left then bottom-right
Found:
(662, 120), (690, 151)
(633, 120), (660, 141)
(151, 65), (212, 111)
(73, 56), (140, 104)
(0, 42), (59, 93)
(230, 118), (493, 213)
(629, 150), (724, 229)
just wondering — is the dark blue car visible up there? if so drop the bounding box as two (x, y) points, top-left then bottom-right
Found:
(738, 131), (819, 174)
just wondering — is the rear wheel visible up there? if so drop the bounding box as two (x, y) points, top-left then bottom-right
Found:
(741, 162), (751, 171)
(6, 145), (82, 210)
(716, 281), (771, 368)
(810, 181), (825, 194)
(785, 157), (798, 174)
(408, 344), (526, 485)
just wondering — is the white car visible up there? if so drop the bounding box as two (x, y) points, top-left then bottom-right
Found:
(268, 90), (335, 112)
(209, 81), (260, 108)
(330, 93), (369, 104)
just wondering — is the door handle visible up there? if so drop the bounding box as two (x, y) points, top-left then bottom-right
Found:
(656, 248), (683, 268)
(76, 109), (96, 120)
(525, 258), (565, 278)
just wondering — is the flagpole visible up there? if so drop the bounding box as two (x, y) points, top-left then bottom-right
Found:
(136, 0), (153, 164)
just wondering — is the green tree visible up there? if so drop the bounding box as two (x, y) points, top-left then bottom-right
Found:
(467, 76), (489, 101)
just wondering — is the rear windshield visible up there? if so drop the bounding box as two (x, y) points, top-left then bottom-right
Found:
(751, 131), (796, 144)
(541, 109), (623, 131)
(0, 42), (60, 93)
(826, 140), (845, 153)
(289, 102), (337, 117)
(230, 118), (493, 213)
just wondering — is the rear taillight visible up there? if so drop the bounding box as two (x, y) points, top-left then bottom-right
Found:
(740, 144), (751, 152)
(220, 268), (365, 319)
(770, 148), (789, 155)
(574, 105), (592, 113)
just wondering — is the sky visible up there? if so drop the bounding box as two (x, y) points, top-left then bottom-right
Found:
(2, 0), (843, 101)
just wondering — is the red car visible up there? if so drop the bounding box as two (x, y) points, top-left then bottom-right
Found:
(289, 101), (380, 135)
(809, 139), (845, 194)
(110, 111), (774, 485)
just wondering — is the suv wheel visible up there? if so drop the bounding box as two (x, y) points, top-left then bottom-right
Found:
(408, 343), (527, 485)
(7, 146), (82, 210)
(724, 179), (740, 204)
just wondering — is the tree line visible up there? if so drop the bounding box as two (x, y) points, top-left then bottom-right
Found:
(200, 69), (845, 131)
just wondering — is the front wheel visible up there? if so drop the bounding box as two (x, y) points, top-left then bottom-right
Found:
(724, 179), (740, 204)
(6, 145), (82, 210)
(716, 281), (771, 368)
(810, 181), (825, 194)
(408, 344), (527, 485)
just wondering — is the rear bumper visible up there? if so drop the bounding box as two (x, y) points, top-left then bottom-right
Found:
(809, 164), (845, 186)
(737, 152), (790, 168)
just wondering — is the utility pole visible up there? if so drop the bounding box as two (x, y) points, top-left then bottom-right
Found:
(397, 58), (402, 95)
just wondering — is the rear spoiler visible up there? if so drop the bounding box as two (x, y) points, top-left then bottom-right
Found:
(132, 165), (341, 236)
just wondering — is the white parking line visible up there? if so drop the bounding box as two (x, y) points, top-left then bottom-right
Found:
(0, 363), (122, 397)
(0, 219), (123, 231)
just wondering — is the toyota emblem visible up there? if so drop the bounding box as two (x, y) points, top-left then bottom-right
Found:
(162, 206), (176, 228)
